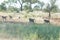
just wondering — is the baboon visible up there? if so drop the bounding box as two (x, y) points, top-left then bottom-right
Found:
(18, 17), (20, 19)
(2, 16), (7, 21)
(29, 18), (35, 23)
(44, 19), (50, 23)
(9, 15), (12, 19)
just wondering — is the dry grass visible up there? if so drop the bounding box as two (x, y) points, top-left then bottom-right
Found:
(0, 11), (60, 24)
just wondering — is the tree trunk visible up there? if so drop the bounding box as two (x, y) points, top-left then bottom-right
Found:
(30, 1), (33, 12)
(21, 4), (23, 11)
(48, 12), (51, 23)
(18, 0), (23, 11)
(41, 6), (42, 11)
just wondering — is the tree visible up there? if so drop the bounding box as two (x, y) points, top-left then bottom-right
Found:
(7, 0), (25, 11)
(7, 0), (16, 7)
(38, 1), (45, 10)
(17, 0), (25, 11)
(0, 2), (7, 11)
(24, 0), (38, 12)
(33, 5), (40, 11)
(44, 0), (58, 23)
(23, 4), (30, 10)
(8, 6), (20, 13)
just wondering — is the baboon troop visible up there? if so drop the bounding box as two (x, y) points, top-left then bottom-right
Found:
(0, 15), (50, 23)
(1, 15), (21, 22)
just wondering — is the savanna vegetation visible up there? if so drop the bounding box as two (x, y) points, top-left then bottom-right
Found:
(0, 22), (60, 40)
(0, 0), (60, 40)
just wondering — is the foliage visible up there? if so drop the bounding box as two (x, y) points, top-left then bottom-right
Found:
(38, 1), (45, 10)
(23, 0), (38, 4)
(33, 5), (40, 11)
(45, 0), (58, 13)
(0, 0), (59, 13)
(0, 23), (60, 40)
(23, 0), (38, 12)
(23, 4), (30, 10)
(0, 2), (7, 11)
(8, 6), (20, 13)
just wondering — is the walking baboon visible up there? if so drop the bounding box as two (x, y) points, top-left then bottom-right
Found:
(19, 17), (20, 19)
(29, 18), (35, 23)
(2, 16), (7, 21)
(9, 15), (12, 19)
(44, 19), (50, 23)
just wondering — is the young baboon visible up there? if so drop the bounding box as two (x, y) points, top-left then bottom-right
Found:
(19, 17), (20, 19)
(9, 15), (12, 19)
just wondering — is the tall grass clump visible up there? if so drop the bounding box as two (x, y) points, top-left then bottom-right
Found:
(19, 24), (60, 40)
(0, 23), (60, 40)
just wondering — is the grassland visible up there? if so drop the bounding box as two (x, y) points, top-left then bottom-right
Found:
(0, 22), (60, 40)
(0, 11), (60, 40)
(0, 11), (60, 25)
